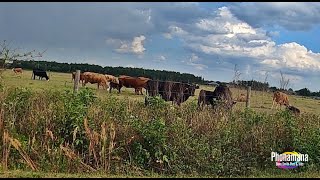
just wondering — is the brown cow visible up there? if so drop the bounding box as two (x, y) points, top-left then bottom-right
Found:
(118, 75), (150, 95)
(237, 93), (247, 102)
(105, 74), (119, 84)
(82, 72), (109, 90)
(71, 72), (85, 84)
(12, 68), (23, 74)
(271, 91), (290, 109)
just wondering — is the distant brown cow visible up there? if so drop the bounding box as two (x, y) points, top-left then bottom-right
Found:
(118, 75), (150, 95)
(71, 72), (85, 84)
(12, 68), (23, 74)
(82, 72), (109, 90)
(271, 91), (289, 109)
(237, 93), (247, 102)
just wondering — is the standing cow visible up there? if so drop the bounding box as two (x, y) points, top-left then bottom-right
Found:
(271, 91), (290, 109)
(32, 69), (49, 81)
(82, 72), (109, 90)
(145, 80), (198, 106)
(198, 85), (236, 110)
(12, 68), (23, 74)
(71, 72), (85, 85)
(117, 75), (150, 95)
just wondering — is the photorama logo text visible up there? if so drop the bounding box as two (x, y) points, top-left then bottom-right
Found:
(271, 151), (308, 169)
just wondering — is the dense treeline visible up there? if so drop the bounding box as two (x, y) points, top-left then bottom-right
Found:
(8, 60), (204, 84)
(230, 80), (269, 91)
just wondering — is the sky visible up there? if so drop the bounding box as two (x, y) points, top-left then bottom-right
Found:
(1, 2), (320, 91)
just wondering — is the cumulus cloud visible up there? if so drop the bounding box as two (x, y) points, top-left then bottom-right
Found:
(167, 6), (320, 76)
(108, 35), (146, 55)
(228, 2), (320, 31)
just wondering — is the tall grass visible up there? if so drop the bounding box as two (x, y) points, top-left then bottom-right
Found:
(0, 84), (319, 176)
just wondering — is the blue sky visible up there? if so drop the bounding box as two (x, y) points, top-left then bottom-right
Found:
(1, 2), (320, 91)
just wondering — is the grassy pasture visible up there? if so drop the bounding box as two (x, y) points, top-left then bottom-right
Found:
(1, 69), (320, 178)
(2, 69), (320, 115)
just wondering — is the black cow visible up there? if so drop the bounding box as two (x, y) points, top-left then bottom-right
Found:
(109, 81), (122, 93)
(198, 89), (216, 109)
(146, 80), (198, 106)
(286, 105), (300, 116)
(32, 69), (49, 81)
(198, 85), (236, 110)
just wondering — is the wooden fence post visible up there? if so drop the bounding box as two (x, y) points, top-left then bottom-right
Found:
(246, 86), (251, 108)
(73, 70), (80, 93)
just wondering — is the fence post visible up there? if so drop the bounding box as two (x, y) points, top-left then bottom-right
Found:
(73, 70), (80, 93)
(246, 86), (251, 108)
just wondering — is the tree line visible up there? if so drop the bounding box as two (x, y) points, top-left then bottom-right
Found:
(8, 60), (204, 84)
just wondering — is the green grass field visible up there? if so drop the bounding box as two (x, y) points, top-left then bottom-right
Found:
(1, 69), (320, 178)
(2, 69), (320, 115)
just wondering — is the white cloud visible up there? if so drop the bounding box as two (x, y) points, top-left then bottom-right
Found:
(168, 6), (320, 74)
(131, 35), (146, 54)
(126, 64), (135, 68)
(182, 53), (208, 71)
(159, 55), (166, 61)
(108, 35), (146, 55)
(163, 33), (172, 39)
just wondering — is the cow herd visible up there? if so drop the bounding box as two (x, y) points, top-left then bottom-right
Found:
(11, 68), (301, 115)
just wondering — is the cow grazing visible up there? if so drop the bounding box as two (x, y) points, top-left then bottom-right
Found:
(146, 80), (198, 106)
(71, 72), (85, 84)
(32, 69), (49, 81)
(198, 85), (236, 110)
(271, 91), (290, 109)
(117, 75), (150, 95)
(12, 68), (23, 74)
(286, 105), (301, 116)
(82, 72), (109, 90)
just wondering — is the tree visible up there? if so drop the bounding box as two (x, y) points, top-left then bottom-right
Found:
(295, 88), (311, 96)
(0, 40), (46, 69)
(279, 71), (290, 90)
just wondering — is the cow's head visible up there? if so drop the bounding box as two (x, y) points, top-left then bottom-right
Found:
(186, 84), (197, 96)
(45, 75), (50, 81)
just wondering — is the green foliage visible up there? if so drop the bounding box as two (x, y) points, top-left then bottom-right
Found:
(57, 88), (96, 150)
(1, 86), (320, 176)
(130, 116), (175, 173)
